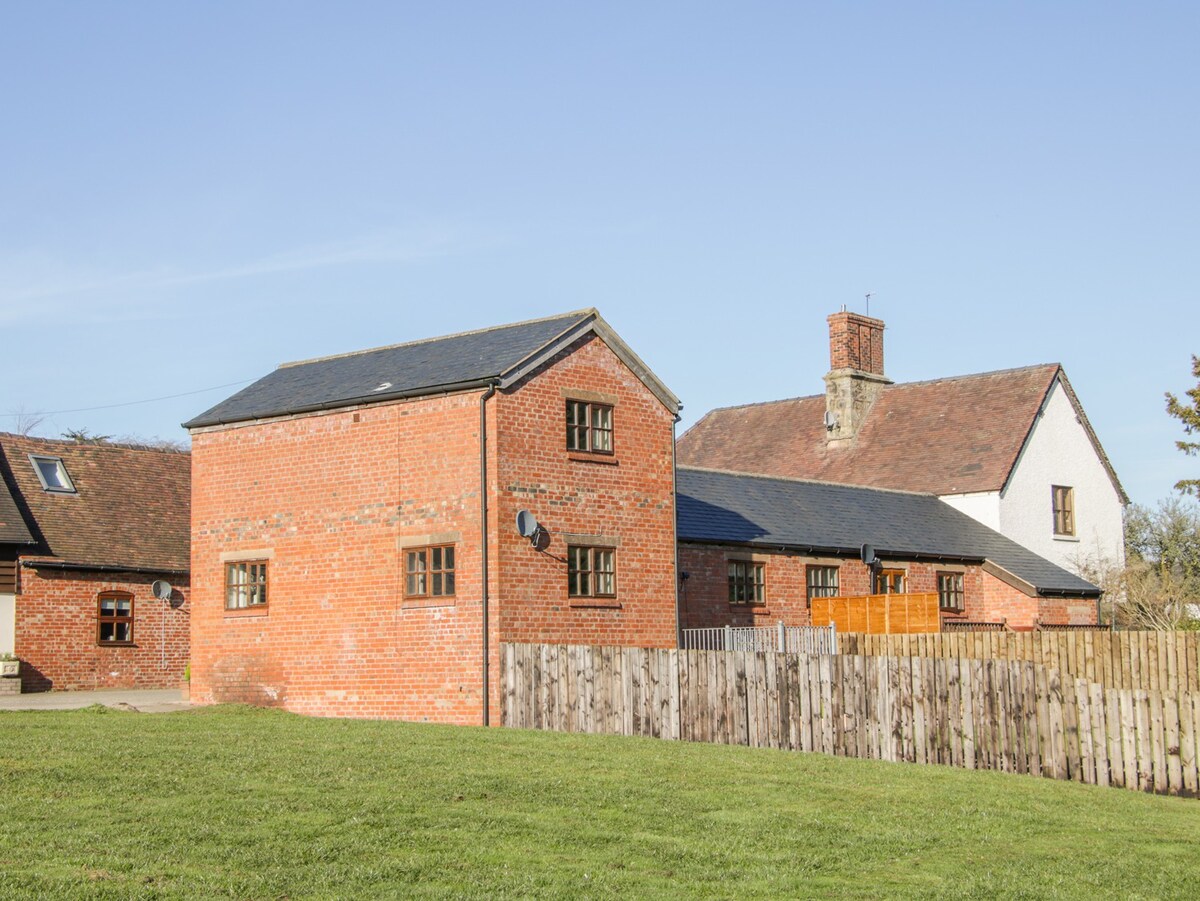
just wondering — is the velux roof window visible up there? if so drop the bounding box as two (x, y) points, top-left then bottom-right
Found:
(29, 454), (76, 493)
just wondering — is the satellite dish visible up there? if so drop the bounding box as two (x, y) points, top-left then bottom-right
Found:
(152, 580), (173, 601)
(516, 510), (539, 539)
(860, 544), (877, 567)
(824, 410), (838, 430)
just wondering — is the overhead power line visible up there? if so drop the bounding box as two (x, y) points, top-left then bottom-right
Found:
(2, 378), (254, 419)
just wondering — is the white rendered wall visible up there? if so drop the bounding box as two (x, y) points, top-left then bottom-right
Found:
(997, 379), (1125, 576)
(0, 593), (13, 655)
(939, 491), (1002, 531)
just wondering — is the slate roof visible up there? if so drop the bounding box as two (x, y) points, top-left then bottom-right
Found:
(0, 434), (191, 573)
(677, 466), (1101, 597)
(678, 365), (1127, 502)
(185, 309), (680, 429)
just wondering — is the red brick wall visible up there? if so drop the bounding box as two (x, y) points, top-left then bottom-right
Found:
(827, 311), (885, 375)
(678, 543), (1065, 633)
(495, 335), (678, 650)
(190, 393), (489, 724)
(1037, 595), (1099, 627)
(14, 566), (189, 691)
(189, 333), (678, 724)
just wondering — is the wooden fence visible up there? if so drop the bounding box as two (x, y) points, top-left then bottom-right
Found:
(838, 630), (1200, 693)
(811, 592), (940, 634)
(502, 642), (1200, 798)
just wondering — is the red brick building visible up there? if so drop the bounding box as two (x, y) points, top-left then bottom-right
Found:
(676, 467), (1101, 634)
(0, 435), (190, 692)
(184, 310), (681, 724)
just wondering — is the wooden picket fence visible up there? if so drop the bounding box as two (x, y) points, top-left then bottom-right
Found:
(838, 630), (1200, 693)
(502, 642), (1200, 798)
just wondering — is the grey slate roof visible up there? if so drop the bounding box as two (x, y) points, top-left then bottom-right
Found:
(0, 471), (34, 545)
(185, 310), (615, 429)
(677, 467), (1100, 597)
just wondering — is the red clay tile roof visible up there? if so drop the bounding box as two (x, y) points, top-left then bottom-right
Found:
(678, 365), (1126, 501)
(0, 474), (34, 544)
(0, 434), (190, 572)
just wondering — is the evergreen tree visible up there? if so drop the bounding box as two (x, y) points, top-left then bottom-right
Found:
(1166, 355), (1200, 496)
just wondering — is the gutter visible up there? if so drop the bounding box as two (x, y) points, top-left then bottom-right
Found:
(21, 559), (189, 576)
(676, 537), (980, 565)
(479, 380), (499, 726)
(185, 377), (497, 430)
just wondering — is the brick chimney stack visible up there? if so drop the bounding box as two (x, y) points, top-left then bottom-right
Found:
(824, 310), (891, 447)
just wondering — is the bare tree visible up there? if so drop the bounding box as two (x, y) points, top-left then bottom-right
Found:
(1100, 498), (1200, 630)
(6, 406), (45, 436)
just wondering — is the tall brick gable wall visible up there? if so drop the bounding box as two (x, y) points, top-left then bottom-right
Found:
(15, 567), (189, 691)
(495, 334), (677, 650)
(189, 332), (678, 723)
(190, 393), (488, 723)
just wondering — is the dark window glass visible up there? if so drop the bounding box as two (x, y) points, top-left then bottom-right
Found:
(727, 560), (765, 605)
(806, 565), (840, 606)
(938, 572), (965, 612)
(98, 592), (134, 644)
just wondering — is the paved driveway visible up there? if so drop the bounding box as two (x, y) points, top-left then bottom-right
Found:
(0, 688), (190, 713)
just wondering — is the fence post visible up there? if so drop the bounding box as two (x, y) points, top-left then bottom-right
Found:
(777, 621), (786, 654)
(724, 625), (733, 652)
(829, 622), (837, 655)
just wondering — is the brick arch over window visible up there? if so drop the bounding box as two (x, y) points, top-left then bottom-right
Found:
(97, 591), (134, 645)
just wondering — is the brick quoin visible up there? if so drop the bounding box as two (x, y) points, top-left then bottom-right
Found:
(190, 333), (677, 724)
(15, 568), (189, 691)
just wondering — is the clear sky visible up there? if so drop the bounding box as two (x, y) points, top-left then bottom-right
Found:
(2, 2), (1197, 507)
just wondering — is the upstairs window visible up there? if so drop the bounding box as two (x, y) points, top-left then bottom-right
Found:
(937, 572), (965, 612)
(405, 545), (456, 598)
(1052, 485), (1075, 536)
(874, 569), (906, 595)
(566, 400), (613, 454)
(29, 454), (76, 493)
(226, 561), (268, 609)
(728, 560), (765, 606)
(568, 546), (616, 598)
(806, 565), (840, 606)
(97, 592), (134, 644)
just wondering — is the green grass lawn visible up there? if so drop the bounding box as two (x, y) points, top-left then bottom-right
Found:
(1, 706), (1198, 899)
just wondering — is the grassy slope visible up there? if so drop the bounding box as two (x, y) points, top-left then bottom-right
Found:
(0, 706), (1198, 899)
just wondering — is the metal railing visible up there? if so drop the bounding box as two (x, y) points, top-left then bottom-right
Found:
(942, 619), (1010, 633)
(679, 622), (837, 655)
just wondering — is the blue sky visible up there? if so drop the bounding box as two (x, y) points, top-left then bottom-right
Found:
(2, 2), (1197, 507)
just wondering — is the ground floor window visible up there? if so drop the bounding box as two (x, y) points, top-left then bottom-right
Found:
(568, 546), (616, 598)
(226, 561), (268, 609)
(874, 568), (906, 595)
(728, 560), (765, 605)
(806, 565), (840, 606)
(97, 592), (133, 644)
(938, 572), (965, 612)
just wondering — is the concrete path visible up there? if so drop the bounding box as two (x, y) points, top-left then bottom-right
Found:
(0, 688), (191, 714)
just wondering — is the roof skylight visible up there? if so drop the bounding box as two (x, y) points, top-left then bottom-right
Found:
(29, 454), (76, 494)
